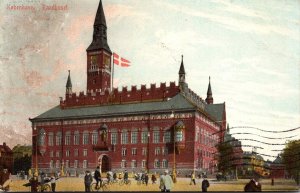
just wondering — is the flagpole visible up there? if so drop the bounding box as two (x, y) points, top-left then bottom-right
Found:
(111, 52), (115, 92)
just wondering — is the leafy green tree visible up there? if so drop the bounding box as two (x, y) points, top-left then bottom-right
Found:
(282, 139), (300, 185)
(217, 141), (234, 175)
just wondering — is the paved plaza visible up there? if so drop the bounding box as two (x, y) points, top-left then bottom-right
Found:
(8, 177), (300, 192)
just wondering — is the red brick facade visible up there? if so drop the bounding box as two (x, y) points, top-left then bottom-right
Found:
(0, 143), (13, 173)
(30, 1), (226, 176)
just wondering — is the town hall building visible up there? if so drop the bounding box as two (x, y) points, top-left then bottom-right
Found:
(30, 0), (227, 176)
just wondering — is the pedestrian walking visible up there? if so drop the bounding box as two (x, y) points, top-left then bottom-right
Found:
(160, 170), (173, 192)
(29, 176), (38, 192)
(124, 170), (129, 183)
(50, 173), (57, 192)
(84, 171), (93, 192)
(94, 166), (101, 189)
(190, 171), (196, 185)
(145, 173), (149, 186)
(201, 176), (210, 192)
(152, 173), (157, 184)
(271, 178), (274, 186)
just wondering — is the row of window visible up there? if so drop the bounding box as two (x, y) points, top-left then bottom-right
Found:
(120, 159), (168, 169)
(49, 147), (169, 158)
(121, 147), (168, 156)
(41, 128), (215, 147)
(49, 149), (88, 158)
(49, 159), (169, 169)
(41, 130), (177, 146)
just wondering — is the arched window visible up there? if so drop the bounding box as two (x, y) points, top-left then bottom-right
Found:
(56, 132), (62, 146)
(92, 130), (98, 145)
(38, 129), (46, 146)
(65, 131), (71, 145)
(74, 131), (80, 145)
(83, 131), (89, 145)
(176, 130), (183, 142)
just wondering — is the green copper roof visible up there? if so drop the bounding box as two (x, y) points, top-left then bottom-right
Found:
(205, 103), (225, 122)
(32, 94), (196, 121)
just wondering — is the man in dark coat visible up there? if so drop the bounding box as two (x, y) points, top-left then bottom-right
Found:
(124, 170), (129, 183)
(94, 166), (101, 189)
(244, 178), (262, 192)
(84, 171), (93, 192)
(201, 176), (210, 192)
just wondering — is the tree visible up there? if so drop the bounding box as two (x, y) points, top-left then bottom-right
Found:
(216, 141), (234, 175)
(282, 139), (300, 185)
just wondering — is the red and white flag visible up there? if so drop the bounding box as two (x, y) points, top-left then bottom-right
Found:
(113, 52), (131, 67)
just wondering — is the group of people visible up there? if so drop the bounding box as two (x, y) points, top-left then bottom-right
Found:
(26, 171), (59, 192)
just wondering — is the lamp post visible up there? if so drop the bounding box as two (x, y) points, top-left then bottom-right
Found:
(34, 134), (38, 177)
(147, 133), (150, 172)
(170, 110), (176, 183)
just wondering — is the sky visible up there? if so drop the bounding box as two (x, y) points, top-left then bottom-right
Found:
(0, 0), (299, 160)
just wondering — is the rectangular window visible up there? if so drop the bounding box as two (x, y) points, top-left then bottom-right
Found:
(161, 160), (168, 168)
(153, 131), (160, 143)
(154, 160), (160, 168)
(48, 133), (54, 146)
(65, 135), (71, 145)
(65, 160), (69, 168)
(131, 160), (137, 168)
(83, 149), (88, 157)
(163, 131), (171, 143)
(50, 151), (54, 157)
(83, 133), (89, 145)
(142, 147), (147, 156)
(176, 130), (183, 142)
(111, 132), (117, 144)
(56, 151), (60, 157)
(83, 160), (88, 168)
(131, 131), (138, 144)
(92, 132), (98, 145)
(155, 147), (160, 155)
(121, 160), (126, 168)
(122, 148), (127, 156)
(121, 131), (128, 144)
(74, 149), (79, 157)
(74, 133), (80, 145)
(141, 131), (149, 143)
(65, 150), (70, 157)
(56, 133), (62, 146)
(74, 160), (78, 168)
(141, 160), (146, 168)
(131, 148), (137, 155)
(162, 147), (168, 155)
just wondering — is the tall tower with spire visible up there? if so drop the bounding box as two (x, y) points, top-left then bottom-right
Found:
(205, 76), (213, 104)
(66, 70), (72, 95)
(86, 0), (112, 93)
(178, 55), (188, 91)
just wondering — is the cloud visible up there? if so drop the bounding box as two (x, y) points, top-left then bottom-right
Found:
(156, 1), (299, 41)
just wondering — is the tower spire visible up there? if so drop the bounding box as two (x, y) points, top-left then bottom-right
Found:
(178, 55), (188, 91)
(86, 0), (111, 53)
(66, 70), (72, 95)
(205, 76), (213, 104)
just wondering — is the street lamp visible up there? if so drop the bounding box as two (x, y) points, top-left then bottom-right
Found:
(147, 133), (150, 172)
(170, 110), (177, 183)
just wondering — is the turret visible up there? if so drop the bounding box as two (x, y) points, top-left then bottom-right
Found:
(205, 76), (213, 104)
(66, 70), (72, 95)
(178, 55), (188, 91)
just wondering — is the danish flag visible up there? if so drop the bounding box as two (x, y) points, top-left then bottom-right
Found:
(113, 52), (131, 67)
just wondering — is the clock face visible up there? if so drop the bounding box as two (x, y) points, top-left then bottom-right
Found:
(91, 55), (98, 66)
(104, 55), (111, 70)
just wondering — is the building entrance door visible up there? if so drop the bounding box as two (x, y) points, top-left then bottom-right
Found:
(100, 155), (110, 172)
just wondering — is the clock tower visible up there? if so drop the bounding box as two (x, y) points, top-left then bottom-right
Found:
(86, 0), (112, 93)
